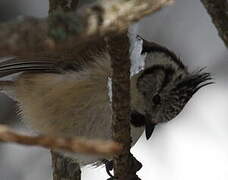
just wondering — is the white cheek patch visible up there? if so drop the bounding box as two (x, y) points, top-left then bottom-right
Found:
(128, 32), (146, 76)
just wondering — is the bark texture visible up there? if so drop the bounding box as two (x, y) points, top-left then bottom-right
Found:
(51, 151), (81, 180)
(201, 0), (228, 47)
(108, 33), (142, 180)
(0, 123), (122, 156)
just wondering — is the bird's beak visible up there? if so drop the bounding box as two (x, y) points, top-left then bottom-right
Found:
(145, 114), (156, 140)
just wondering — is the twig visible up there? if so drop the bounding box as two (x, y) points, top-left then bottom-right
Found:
(0, 124), (122, 156)
(0, 0), (173, 57)
(201, 0), (228, 47)
(108, 33), (142, 180)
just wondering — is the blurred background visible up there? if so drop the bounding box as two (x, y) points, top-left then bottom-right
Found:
(0, 0), (228, 179)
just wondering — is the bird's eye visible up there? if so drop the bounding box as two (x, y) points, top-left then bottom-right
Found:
(152, 94), (161, 104)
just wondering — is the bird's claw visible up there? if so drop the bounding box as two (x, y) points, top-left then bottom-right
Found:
(103, 159), (118, 180)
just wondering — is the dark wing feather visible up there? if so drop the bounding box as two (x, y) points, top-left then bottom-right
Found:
(0, 58), (82, 78)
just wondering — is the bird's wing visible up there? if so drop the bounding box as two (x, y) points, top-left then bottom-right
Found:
(0, 58), (60, 78)
(0, 57), (84, 78)
(0, 57), (84, 100)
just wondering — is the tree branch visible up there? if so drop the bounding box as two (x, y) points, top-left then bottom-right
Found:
(0, 124), (122, 156)
(0, 0), (173, 57)
(51, 151), (81, 180)
(201, 0), (228, 47)
(107, 33), (142, 180)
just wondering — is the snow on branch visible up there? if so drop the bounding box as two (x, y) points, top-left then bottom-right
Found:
(0, 0), (173, 57)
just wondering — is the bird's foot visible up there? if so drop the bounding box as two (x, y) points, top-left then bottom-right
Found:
(103, 155), (142, 180)
(103, 159), (117, 180)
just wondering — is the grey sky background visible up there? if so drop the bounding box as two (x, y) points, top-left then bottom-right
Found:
(0, 0), (228, 180)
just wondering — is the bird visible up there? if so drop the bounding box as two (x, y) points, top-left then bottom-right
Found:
(0, 36), (212, 168)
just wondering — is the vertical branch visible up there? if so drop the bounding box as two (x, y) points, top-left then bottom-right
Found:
(49, 0), (79, 14)
(49, 1), (81, 180)
(108, 33), (142, 180)
(201, 0), (228, 47)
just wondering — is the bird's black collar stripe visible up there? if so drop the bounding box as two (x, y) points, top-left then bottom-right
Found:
(130, 110), (146, 127)
(160, 67), (175, 91)
(130, 110), (156, 140)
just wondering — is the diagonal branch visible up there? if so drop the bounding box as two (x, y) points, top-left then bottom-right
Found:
(201, 0), (228, 47)
(0, 0), (173, 57)
(0, 124), (122, 156)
